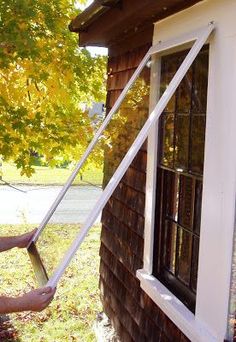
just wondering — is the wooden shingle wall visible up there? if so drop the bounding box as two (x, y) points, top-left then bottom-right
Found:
(100, 44), (190, 341)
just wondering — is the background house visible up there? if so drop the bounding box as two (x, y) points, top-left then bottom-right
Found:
(70, 1), (236, 341)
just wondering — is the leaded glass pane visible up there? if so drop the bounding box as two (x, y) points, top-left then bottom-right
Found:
(190, 115), (206, 175)
(174, 114), (190, 171)
(159, 114), (175, 167)
(164, 221), (177, 274)
(176, 69), (193, 113)
(177, 228), (192, 285)
(178, 175), (194, 230)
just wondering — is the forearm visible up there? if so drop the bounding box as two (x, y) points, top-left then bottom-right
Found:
(0, 236), (21, 252)
(0, 287), (56, 314)
(0, 295), (22, 314)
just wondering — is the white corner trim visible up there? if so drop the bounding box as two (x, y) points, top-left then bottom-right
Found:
(137, 269), (217, 342)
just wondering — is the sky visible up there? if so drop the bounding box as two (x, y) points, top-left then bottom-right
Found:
(75, 0), (108, 56)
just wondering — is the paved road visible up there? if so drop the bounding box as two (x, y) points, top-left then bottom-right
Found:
(0, 185), (102, 225)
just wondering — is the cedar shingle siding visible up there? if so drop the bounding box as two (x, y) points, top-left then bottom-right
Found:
(100, 44), (190, 341)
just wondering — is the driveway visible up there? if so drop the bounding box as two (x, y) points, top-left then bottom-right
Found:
(0, 185), (102, 225)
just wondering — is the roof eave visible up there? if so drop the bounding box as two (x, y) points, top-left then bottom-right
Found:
(69, 0), (121, 33)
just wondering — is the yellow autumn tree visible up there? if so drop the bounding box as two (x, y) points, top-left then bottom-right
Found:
(0, 0), (107, 176)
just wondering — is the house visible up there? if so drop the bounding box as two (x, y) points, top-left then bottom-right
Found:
(70, 1), (236, 341)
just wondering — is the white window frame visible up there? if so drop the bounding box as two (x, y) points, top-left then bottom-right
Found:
(27, 24), (214, 304)
(136, 23), (230, 342)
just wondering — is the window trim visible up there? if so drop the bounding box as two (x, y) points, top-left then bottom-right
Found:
(136, 24), (225, 342)
(137, 269), (215, 341)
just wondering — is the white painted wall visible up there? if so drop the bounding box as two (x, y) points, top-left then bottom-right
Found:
(139, 0), (236, 341)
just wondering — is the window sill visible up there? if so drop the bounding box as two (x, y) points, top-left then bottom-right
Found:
(136, 269), (217, 342)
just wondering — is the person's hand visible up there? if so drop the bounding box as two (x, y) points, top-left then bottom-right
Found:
(16, 228), (37, 248)
(16, 287), (56, 312)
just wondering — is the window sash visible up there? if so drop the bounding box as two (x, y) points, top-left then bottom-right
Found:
(153, 45), (209, 313)
(27, 23), (214, 290)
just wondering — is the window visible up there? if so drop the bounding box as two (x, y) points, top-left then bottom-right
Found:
(28, 23), (214, 309)
(152, 47), (209, 313)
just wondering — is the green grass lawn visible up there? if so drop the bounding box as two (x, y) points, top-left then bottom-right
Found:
(1, 162), (103, 186)
(0, 224), (102, 342)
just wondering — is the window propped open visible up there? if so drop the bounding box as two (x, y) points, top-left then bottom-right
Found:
(27, 23), (214, 290)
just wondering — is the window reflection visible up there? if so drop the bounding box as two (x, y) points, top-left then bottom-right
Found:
(164, 221), (177, 274)
(160, 54), (178, 112)
(174, 114), (190, 171)
(190, 115), (206, 175)
(163, 170), (179, 221)
(159, 114), (174, 167)
(158, 47), (208, 175)
(178, 175), (194, 230)
(176, 69), (192, 113)
(192, 50), (209, 113)
(177, 228), (192, 285)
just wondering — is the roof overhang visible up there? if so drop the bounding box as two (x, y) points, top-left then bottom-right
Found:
(69, 0), (121, 33)
(70, 0), (203, 47)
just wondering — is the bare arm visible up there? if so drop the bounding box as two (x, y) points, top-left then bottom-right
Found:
(0, 229), (56, 313)
(0, 287), (56, 313)
(0, 229), (37, 252)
